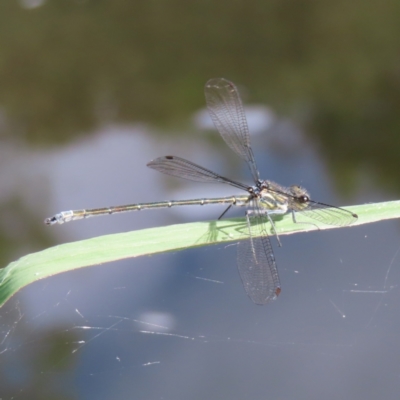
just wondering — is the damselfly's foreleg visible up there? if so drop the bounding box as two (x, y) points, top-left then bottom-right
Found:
(291, 210), (320, 230)
(246, 209), (282, 247)
(245, 211), (259, 264)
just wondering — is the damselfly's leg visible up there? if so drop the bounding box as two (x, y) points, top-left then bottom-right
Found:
(291, 210), (320, 230)
(247, 209), (282, 247)
(245, 210), (258, 263)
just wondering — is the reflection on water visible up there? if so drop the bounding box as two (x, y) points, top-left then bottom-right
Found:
(1, 112), (400, 400)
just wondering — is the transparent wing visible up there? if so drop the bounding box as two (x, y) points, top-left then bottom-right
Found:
(147, 156), (248, 191)
(237, 199), (281, 305)
(205, 78), (260, 183)
(293, 200), (357, 227)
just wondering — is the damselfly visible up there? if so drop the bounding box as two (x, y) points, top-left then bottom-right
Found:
(45, 78), (357, 304)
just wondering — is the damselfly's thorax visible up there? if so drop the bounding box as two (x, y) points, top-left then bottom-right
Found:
(253, 180), (289, 214)
(255, 180), (311, 213)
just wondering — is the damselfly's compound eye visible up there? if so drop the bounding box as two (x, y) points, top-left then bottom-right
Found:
(298, 195), (309, 203)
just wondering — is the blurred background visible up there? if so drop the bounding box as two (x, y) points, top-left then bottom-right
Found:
(1, 1), (400, 399)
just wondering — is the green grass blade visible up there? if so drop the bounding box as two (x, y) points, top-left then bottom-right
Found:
(0, 200), (399, 308)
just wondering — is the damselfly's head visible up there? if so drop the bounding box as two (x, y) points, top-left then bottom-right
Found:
(288, 185), (311, 211)
(288, 184), (358, 224)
